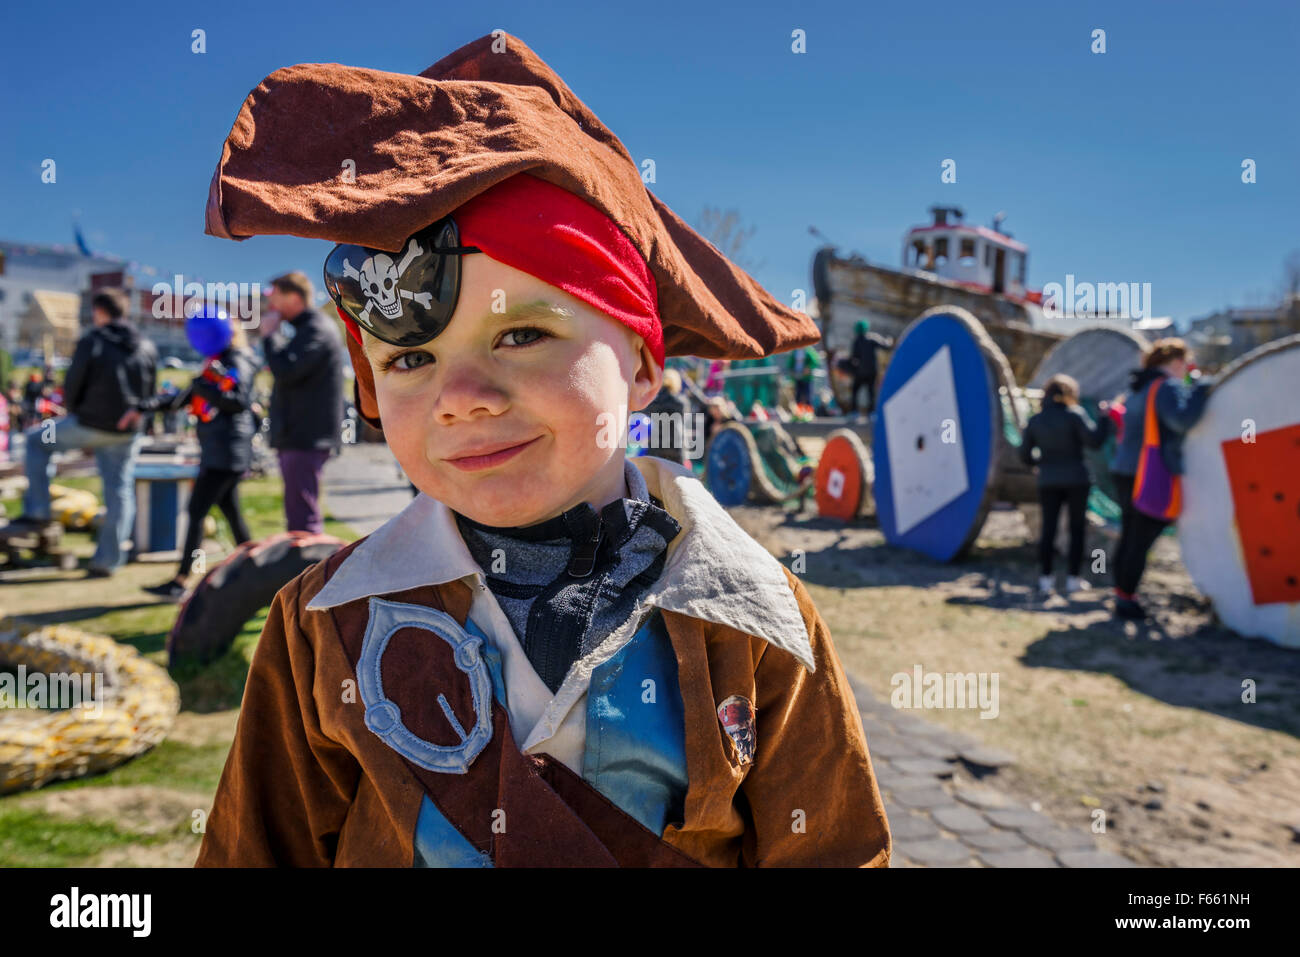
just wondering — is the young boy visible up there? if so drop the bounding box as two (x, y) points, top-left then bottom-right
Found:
(196, 31), (890, 867)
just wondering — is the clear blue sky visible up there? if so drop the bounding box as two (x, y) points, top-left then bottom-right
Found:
(3, 0), (1297, 327)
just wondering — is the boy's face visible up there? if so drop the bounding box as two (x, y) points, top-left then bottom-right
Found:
(362, 254), (662, 527)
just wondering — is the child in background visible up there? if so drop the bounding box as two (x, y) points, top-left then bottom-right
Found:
(1019, 374), (1111, 595)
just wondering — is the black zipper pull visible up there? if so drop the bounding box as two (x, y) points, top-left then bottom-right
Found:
(566, 513), (604, 578)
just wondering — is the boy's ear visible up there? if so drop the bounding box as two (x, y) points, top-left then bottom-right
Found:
(628, 334), (663, 413)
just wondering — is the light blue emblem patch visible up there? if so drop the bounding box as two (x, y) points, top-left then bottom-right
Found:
(357, 597), (493, 774)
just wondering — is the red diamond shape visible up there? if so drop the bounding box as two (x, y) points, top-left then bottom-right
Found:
(1221, 422), (1300, 605)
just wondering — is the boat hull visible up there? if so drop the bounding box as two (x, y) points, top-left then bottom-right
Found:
(813, 250), (1063, 397)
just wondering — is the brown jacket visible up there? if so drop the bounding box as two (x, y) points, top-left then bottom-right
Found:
(197, 458), (891, 867)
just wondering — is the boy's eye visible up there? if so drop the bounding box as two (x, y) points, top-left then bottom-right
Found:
(385, 351), (432, 372)
(500, 326), (550, 348)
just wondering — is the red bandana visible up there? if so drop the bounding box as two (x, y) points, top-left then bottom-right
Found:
(457, 175), (662, 366)
(339, 173), (663, 367)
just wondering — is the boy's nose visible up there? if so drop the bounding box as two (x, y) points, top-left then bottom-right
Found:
(433, 367), (510, 422)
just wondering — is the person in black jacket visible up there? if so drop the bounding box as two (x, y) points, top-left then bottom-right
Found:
(1019, 374), (1111, 596)
(262, 272), (344, 533)
(17, 289), (157, 577)
(843, 319), (893, 416)
(139, 318), (257, 600)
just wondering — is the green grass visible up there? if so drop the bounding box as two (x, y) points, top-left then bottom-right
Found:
(0, 474), (341, 709)
(34, 738), (233, 796)
(5, 468), (348, 540)
(4, 473), (348, 540)
(0, 807), (192, 867)
(26, 602), (270, 713)
(4, 473), (353, 554)
(78, 603), (178, 659)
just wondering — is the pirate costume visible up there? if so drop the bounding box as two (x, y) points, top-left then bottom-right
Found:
(196, 31), (890, 867)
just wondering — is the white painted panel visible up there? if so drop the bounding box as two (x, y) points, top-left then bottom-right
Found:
(884, 344), (970, 535)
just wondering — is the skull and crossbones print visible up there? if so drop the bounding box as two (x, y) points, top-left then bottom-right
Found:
(341, 237), (436, 327)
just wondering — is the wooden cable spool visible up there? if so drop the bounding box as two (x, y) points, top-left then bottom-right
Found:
(1177, 333), (1300, 647)
(1028, 325), (1151, 402)
(704, 420), (813, 507)
(814, 428), (875, 520)
(703, 423), (758, 507)
(871, 306), (1032, 561)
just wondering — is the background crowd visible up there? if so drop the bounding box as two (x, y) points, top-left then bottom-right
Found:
(4, 272), (345, 594)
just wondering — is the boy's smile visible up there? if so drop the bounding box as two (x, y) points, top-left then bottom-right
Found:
(443, 434), (544, 471)
(362, 253), (662, 527)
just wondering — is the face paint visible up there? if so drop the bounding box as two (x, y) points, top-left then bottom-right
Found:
(324, 217), (482, 347)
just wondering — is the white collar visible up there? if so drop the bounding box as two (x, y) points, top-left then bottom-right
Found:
(307, 455), (813, 671)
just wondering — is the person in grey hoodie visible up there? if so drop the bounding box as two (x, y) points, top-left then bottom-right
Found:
(1019, 374), (1111, 596)
(1108, 338), (1213, 620)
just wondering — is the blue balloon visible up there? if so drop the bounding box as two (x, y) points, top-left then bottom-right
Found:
(186, 308), (233, 357)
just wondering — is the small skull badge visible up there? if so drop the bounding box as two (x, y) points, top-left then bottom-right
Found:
(341, 237), (435, 327)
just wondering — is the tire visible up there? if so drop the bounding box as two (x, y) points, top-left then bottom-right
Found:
(167, 531), (348, 667)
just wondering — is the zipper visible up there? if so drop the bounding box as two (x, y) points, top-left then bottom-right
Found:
(566, 512), (604, 578)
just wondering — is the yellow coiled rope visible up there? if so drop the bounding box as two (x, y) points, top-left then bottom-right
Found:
(0, 625), (180, 794)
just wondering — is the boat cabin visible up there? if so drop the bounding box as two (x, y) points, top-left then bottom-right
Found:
(902, 206), (1030, 301)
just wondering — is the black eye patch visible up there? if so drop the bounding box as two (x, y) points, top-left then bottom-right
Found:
(324, 217), (481, 347)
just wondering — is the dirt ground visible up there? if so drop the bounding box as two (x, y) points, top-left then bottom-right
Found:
(729, 501), (1300, 867)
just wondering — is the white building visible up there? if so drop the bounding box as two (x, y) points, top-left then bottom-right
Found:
(0, 240), (192, 360)
(0, 241), (127, 354)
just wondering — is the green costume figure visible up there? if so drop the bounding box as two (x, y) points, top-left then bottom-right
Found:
(784, 345), (822, 407)
(724, 356), (778, 416)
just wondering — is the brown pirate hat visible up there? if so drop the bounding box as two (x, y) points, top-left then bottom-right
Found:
(204, 30), (820, 428)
